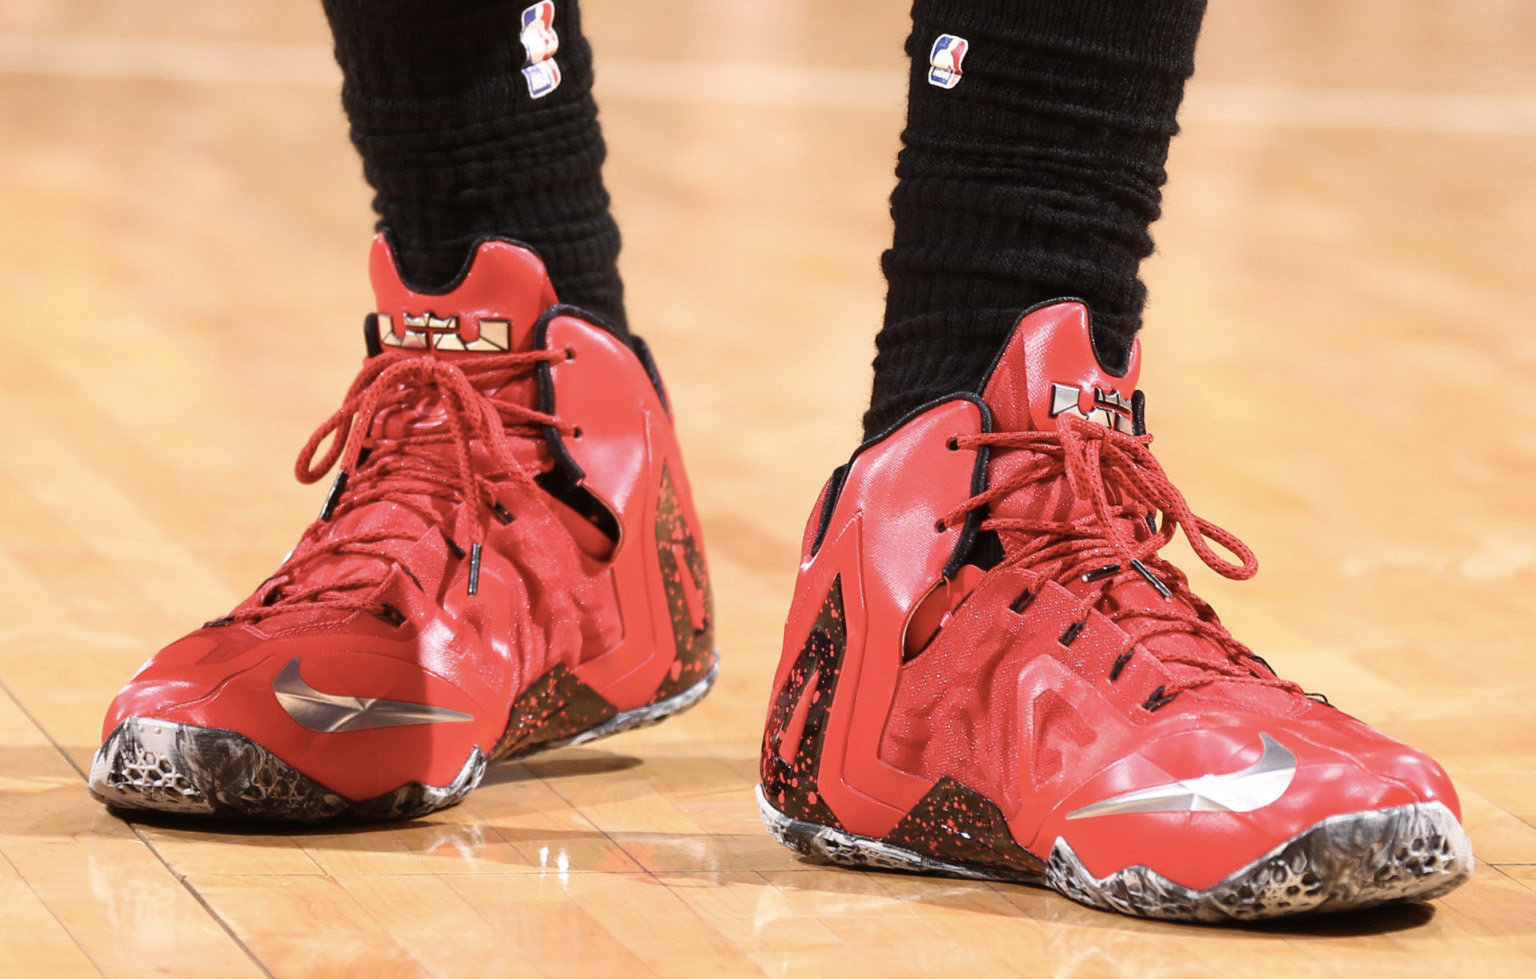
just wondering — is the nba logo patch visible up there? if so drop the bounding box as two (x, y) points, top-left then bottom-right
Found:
(520, 2), (561, 98)
(522, 60), (563, 99)
(928, 34), (968, 90)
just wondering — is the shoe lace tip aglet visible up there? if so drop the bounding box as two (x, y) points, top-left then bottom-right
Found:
(467, 543), (482, 596)
(1131, 559), (1172, 598)
(320, 470), (349, 521)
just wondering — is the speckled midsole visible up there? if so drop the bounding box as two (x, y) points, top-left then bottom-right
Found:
(88, 664), (717, 823)
(756, 785), (1472, 922)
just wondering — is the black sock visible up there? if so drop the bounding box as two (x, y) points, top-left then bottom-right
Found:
(866, 0), (1207, 438)
(321, 0), (627, 333)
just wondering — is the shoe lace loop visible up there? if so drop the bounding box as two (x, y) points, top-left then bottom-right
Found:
(229, 350), (568, 623)
(939, 413), (1302, 701)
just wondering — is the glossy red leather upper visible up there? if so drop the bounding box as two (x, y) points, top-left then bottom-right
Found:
(103, 235), (710, 800)
(769, 300), (1459, 889)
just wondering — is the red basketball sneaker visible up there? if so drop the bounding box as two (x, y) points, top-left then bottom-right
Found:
(758, 301), (1471, 921)
(90, 234), (717, 821)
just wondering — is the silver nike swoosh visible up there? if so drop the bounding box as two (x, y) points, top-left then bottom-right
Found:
(273, 657), (474, 733)
(1065, 733), (1296, 820)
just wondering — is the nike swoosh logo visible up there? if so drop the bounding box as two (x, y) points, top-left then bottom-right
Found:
(273, 658), (474, 733)
(1065, 733), (1296, 820)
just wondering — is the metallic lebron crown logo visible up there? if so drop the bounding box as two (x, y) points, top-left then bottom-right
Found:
(1049, 382), (1136, 434)
(378, 312), (512, 352)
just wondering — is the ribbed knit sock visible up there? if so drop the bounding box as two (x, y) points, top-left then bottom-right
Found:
(865, 0), (1207, 437)
(321, 0), (627, 333)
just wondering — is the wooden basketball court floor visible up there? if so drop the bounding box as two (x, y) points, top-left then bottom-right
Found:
(1, 1), (1533, 975)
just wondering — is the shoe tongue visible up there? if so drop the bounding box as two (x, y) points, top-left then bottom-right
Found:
(972, 301), (1144, 571)
(976, 302), (1145, 562)
(369, 233), (559, 357)
(979, 301), (1140, 435)
(976, 302), (1151, 600)
(364, 233), (558, 454)
(268, 238), (562, 618)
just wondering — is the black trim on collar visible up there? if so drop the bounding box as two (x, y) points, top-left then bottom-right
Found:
(856, 391), (992, 453)
(973, 296), (1132, 395)
(363, 312), (383, 358)
(628, 334), (672, 417)
(530, 306), (621, 543)
(1132, 390), (1149, 436)
(380, 230), (543, 296)
(532, 306), (585, 487)
(536, 302), (628, 343)
(942, 396), (995, 580)
(806, 393), (994, 577)
(543, 302), (628, 344)
(808, 463), (851, 558)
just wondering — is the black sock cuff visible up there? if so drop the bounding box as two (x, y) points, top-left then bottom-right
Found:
(321, 0), (625, 329)
(322, 0), (594, 99)
(868, 0), (1206, 439)
(907, 0), (1205, 73)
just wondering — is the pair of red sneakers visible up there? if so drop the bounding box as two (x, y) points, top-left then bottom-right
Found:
(90, 237), (1471, 921)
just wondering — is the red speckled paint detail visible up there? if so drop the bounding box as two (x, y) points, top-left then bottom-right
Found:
(652, 463), (717, 700)
(885, 777), (1047, 878)
(493, 663), (618, 759)
(761, 576), (847, 828)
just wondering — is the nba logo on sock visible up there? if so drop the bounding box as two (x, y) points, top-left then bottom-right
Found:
(522, 60), (562, 99)
(928, 34), (968, 90)
(520, 2), (561, 98)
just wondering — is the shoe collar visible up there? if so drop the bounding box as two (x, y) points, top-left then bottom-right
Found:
(979, 299), (1142, 437)
(368, 231), (559, 356)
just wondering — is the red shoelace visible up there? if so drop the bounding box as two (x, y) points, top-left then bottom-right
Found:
(222, 349), (570, 624)
(938, 413), (1304, 703)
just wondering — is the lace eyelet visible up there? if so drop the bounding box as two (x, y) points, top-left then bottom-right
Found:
(571, 427), (584, 440)
(374, 603), (406, 627)
(945, 436), (960, 451)
(565, 347), (577, 362)
(1108, 648), (1135, 682)
(934, 519), (947, 533)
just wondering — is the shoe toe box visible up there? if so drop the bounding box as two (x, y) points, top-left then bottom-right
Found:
(101, 624), (494, 802)
(1046, 711), (1463, 891)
